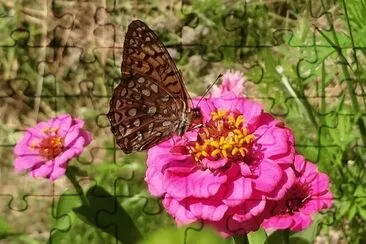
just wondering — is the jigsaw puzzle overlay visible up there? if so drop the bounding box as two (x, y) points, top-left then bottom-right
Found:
(0, 0), (365, 243)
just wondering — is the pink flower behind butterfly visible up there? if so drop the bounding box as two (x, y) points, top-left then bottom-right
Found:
(211, 70), (247, 97)
(145, 96), (296, 237)
(262, 155), (333, 231)
(13, 114), (92, 181)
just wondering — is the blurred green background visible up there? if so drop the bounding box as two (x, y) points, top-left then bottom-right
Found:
(0, 0), (365, 243)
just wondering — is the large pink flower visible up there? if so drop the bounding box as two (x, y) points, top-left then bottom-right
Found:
(13, 114), (92, 181)
(262, 154), (333, 231)
(145, 96), (296, 237)
(211, 70), (247, 98)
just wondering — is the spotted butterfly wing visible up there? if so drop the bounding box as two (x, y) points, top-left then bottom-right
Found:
(107, 20), (195, 153)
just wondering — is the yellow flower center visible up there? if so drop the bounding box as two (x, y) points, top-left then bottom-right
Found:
(189, 109), (255, 164)
(30, 127), (64, 159)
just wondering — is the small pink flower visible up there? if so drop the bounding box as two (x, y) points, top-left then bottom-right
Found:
(13, 114), (92, 181)
(262, 155), (333, 231)
(211, 70), (247, 97)
(145, 97), (296, 237)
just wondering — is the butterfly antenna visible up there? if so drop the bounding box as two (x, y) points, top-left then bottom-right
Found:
(196, 74), (222, 106)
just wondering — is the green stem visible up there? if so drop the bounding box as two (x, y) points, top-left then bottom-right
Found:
(65, 168), (89, 206)
(233, 235), (248, 244)
(283, 229), (290, 244)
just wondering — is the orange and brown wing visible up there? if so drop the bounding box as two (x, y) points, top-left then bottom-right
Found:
(107, 20), (189, 153)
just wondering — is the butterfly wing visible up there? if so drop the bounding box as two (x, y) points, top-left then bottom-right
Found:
(108, 20), (190, 153)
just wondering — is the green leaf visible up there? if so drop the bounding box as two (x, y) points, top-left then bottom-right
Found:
(248, 228), (267, 244)
(48, 192), (82, 244)
(139, 225), (228, 244)
(67, 165), (88, 177)
(290, 216), (320, 243)
(338, 200), (351, 218)
(265, 230), (283, 244)
(358, 207), (366, 221)
(348, 203), (357, 220)
(73, 185), (142, 244)
(0, 217), (11, 234)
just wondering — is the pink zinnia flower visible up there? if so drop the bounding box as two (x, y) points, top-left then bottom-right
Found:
(145, 97), (296, 237)
(211, 70), (247, 97)
(13, 114), (92, 181)
(262, 154), (333, 231)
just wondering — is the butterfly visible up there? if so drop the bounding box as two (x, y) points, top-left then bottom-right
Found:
(107, 20), (202, 153)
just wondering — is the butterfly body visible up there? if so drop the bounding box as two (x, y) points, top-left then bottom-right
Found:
(107, 20), (201, 153)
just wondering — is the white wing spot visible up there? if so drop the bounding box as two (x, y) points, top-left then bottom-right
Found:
(128, 81), (135, 88)
(120, 88), (127, 97)
(115, 100), (122, 108)
(148, 106), (157, 114)
(161, 95), (169, 102)
(133, 119), (141, 127)
(138, 77), (145, 83)
(118, 125), (125, 134)
(136, 131), (143, 141)
(145, 37), (151, 42)
(150, 84), (158, 93)
(128, 108), (137, 116)
(114, 113), (121, 121)
(142, 89), (151, 96)
(163, 109), (168, 114)
(163, 121), (172, 126)
(132, 93), (141, 100)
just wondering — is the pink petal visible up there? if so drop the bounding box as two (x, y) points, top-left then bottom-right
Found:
(146, 145), (196, 196)
(301, 192), (333, 214)
(164, 168), (227, 198)
(310, 173), (330, 195)
(266, 166), (295, 200)
(293, 154), (306, 174)
(189, 202), (228, 221)
(290, 212), (312, 231)
(48, 164), (67, 181)
(301, 199), (324, 214)
(232, 194), (266, 221)
(13, 132), (37, 156)
(223, 177), (253, 207)
(201, 157), (228, 170)
(63, 126), (81, 147)
(256, 126), (294, 165)
(80, 129), (92, 146)
(65, 135), (87, 154)
(239, 163), (252, 177)
(52, 114), (72, 137)
(211, 213), (263, 237)
(263, 214), (293, 230)
(254, 161), (283, 193)
(72, 118), (85, 128)
(240, 100), (263, 131)
(30, 161), (54, 178)
(54, 148), (77, 166)
(145, 166), (165, 196)
(303, 162), (318, 177)
(14, 155), (45, 172)
(28, 121), (51, 138)
(162, 196), (197, 225)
